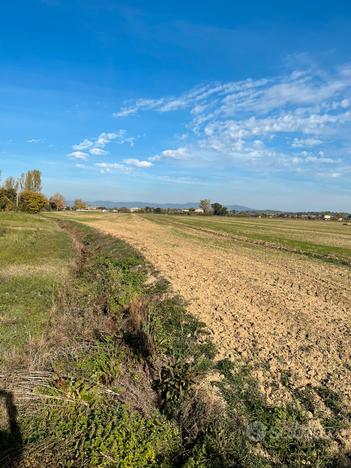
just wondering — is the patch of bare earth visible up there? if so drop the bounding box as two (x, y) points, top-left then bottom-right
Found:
(88, 216), (351, 411)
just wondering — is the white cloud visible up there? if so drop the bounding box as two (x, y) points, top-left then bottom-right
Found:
(109, 64), (351, 178)
(69, 151), (89, 160)
(73, 139), (93, 150)
(95, 162), (131, 174)
(162, 147), (188, 159)
(113, 98), (165, 117)
(292, 138), (323, 148)
(27, 138), (41, 143)
(317, 171), (342, 178)
(96, 131), (123, 147)
(69, 130), (136, 163)
(124, 158), (153, 168)
(89, 147), (107, 156)
(149, 147), (189, 162)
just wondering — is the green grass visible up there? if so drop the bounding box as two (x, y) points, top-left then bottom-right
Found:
(0, 213), (75, 361)
(142, 214), (351, 266)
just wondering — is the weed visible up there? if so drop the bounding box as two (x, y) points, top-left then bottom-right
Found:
(24, 384), (178, 467)
(154, 358), (198, 417)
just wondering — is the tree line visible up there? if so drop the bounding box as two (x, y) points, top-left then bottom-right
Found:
(0, 169), (85, 213)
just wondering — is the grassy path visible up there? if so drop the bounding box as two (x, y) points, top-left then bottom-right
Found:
(0, 213), (75, 363)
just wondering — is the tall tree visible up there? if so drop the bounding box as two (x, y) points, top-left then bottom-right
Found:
(24, 170), (42, 193)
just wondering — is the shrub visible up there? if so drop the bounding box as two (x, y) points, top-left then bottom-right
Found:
(19, 190), (48, 213)
(0, 188), (16, 211)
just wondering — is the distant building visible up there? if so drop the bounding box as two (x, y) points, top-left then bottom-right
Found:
(324, 215), (332, 220)
(194, 208), (204, 214)
(130, 207), (140, 212)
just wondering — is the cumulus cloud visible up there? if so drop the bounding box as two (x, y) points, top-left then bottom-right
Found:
(69, 151), (89, 160)
(124, 158), (153, 168)
(292, 138), (323, 148)
(89, 147), (107, 156)
(149, 147), (189, 161)
(95, 162), (131, 174)
(69, 129), (136, 163)
(27, 138), (41, 143)
(96, 131), (122, 147)
(73, 139), (93, 150)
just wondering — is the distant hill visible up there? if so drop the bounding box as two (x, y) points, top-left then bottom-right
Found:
(82, 201), (254, 211)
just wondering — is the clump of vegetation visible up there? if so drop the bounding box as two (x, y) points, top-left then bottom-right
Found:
(19, 189), (48, 213)
(25, 386), (178, 467)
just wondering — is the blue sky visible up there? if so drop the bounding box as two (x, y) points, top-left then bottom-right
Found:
(1, 0), (351, 210)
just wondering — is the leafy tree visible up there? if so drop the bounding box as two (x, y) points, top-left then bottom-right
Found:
(199, 199), (212, 215)
(74, 199), (87, 210)
(19, 190), (48, 213)
(25, 169), (42, 192)
(49, 193), (66, 211)
(211, 202), (228, 216)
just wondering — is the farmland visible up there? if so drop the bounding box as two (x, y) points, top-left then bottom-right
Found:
(1, 211), (351, 465)
(62, 213), (351, 421)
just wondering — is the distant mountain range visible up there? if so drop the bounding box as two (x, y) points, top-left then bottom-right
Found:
(82, 200), (254, 211)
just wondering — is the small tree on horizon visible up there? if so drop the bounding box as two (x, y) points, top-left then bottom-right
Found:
(74, 199), (87, 210)
(50, 193), (66, 211)
(199, 199), (212, 215)
(211, 202), (228, 216)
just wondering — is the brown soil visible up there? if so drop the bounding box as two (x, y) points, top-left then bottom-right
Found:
(88, 215), (351, 408)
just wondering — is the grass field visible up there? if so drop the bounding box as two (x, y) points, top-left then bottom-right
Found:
(141, 214), (351, 266)
(0, 213), (74, 363)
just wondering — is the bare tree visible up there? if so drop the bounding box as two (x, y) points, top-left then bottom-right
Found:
(4, 177), (16, 191)
(49, 193), (66, 211)
(199, 199), (212, 215)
